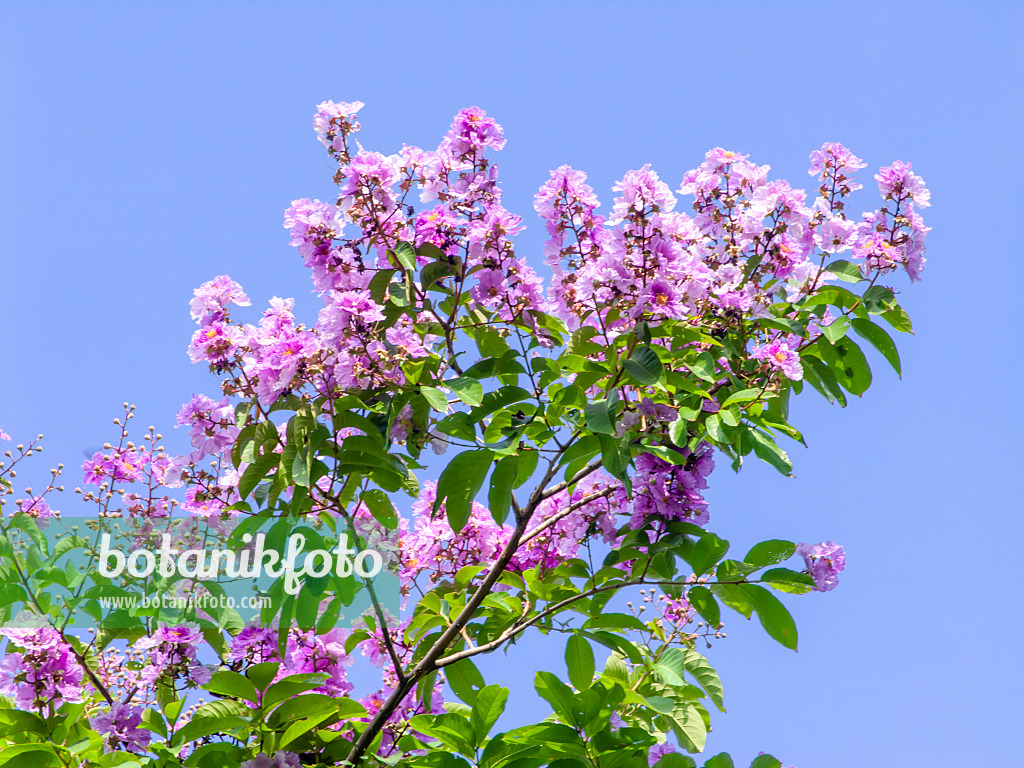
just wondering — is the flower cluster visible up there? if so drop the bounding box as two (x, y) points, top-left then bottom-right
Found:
(750, 338), (804, 381)
(629, 444), (715, 530)
(0, 628), (85, 709)
(536, 142), (929, 355)
(12, 494), (56, 526)
(227, 627), (354, 699)
(400, 483), (505, 589)
(91, 703), (151, 752)
(241, 752), (302, 768)
(400, 475), (623, 589)
(134, 626), (212, 687)
(797, 541), (847, 592)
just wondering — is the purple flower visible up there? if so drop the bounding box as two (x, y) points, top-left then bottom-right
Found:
(441, 106), (506, 159)
(469, 268), (507, 309)
(189, 275), (250, 321)
(629, 445), (714, 529)
(241, 752), (301, 768)
(875, 160), (931, 208)
(0, 429), (9, 441)
(808, 142), (867, 190)
(813, 216), (859, 254)
(0, 629), (85, 708)
(313, 99), (364, 150)
(751, 338), (803, 381)
(797, 541), (846, 591)
(135, 626), (209, 686)
(648, 742), (677, 766)
(638, 398), (678, 423)
(14, 496), (55, 528)
(609, 164), (676, 225)
(91, 703), (151, 752)
(229, 626), (280, 665)
(638, 278), (684, 320)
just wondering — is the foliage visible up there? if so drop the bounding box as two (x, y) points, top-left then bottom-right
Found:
(0, 102), (930, 767)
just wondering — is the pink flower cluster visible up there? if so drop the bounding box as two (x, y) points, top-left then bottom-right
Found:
(400, 483), (505, 588)
(629, 444), (715, 530)
(227, 628), (354, 699)
(797, 541), (846, 592)
(536, 142), (929, 337)
(188, 276), (323, 402)
(400, 476), (623, 590)
(91, 703), (151, 752)
(241, 752), (301, 768)
(0, 628), (85, 709)
(13, 495), (56, 526)
(176, 394), (237, 458)
(134, 626), (212, 687)
(750, 338), (804, 381)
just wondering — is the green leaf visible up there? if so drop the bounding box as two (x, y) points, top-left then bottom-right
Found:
(624, 347), (663, 385)
(720, 389), (763, 409)
(821, 315), (851, 344)
(851, 318), (901, 376)
(881, 306), (913, 333)
(238, 453), (281, 500)
(683, 648), (725, 713)
(391, 241), (418, 271)
(759, 567), (815, 594)
(470, 685), (509, 745)
(749, 430), (792, 476)
(488, 455), (518, 525)
(825, 259), (863, 283)
(710, 584), (753, 618)
(468, 386), (533, 424)
(434, 450), (494, 533)
(171, 715), (248, 747)
(598, 433), (631, 481)
(582, 613), (651, 633)
(743, 540), (796, 568)
(421, 257), (458, 291)
(688, 351), (717, 382)
(668, 702), (708, 753)
(742, 584), (798, 650)
(266, 693), (339, 728)
(448, 377), (485, 407)
(447, 658), (486, 705)
(655, 755), (697, 768)
(565, 635), (595, 691)
(535, 671), (579, 726)
(704, 413), (724, 443)
(815, 337), (872, 397)
(584, 391), (620, 435)
(749, 755), (782, 768)
(368, 269), (397, 305)
(702, 754), (735, 768)
(421, 386), (450, 412)
(862, 285), (897, 309)
(260, 675), (329, 714)
(645, 696), (677, 714)
(203, 670), (259, 704)
(247, 662), (281, 692)
(687, 534), (730, 576)
(361, 488), (399, 529)
(654, 647), (687, 686)
(686, 586), (720, 626)
(801, 355), (847, 406)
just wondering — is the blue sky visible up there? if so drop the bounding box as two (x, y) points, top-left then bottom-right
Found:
(2, 1), (1022, 764)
